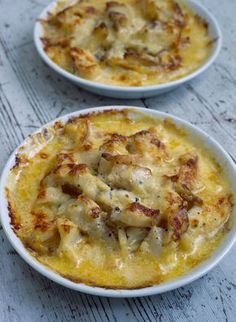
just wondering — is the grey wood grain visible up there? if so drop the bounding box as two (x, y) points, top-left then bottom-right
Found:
(0, 0), (235, 321)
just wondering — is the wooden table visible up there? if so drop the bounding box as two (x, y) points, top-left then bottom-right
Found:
(0, 1), (235, 321)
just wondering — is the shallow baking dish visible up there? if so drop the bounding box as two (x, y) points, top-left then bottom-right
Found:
(0, 106), (236, 297)
(34, 0), (222, 99)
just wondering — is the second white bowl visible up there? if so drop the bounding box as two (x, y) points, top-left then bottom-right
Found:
(34, 0), (222, 99)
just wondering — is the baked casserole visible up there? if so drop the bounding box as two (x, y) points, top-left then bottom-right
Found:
(6, 109), (233, 289)
(41, 0), (213, 86)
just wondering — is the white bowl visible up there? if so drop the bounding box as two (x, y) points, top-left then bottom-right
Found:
(34, 0), (222, 99)
(1, 106), (235, 298)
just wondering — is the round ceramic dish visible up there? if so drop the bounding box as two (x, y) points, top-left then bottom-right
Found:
(34, 0), (222, 99)
(1, 106), (235, 298)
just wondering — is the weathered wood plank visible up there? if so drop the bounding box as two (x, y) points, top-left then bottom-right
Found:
(0, 0), (235, 321)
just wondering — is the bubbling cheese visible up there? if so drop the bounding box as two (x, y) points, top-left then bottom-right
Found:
(41, 0), (213, 86)
(7, 110), (233, 289)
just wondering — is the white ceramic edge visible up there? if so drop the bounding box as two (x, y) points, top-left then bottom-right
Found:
(1, 106), (236, 298)
(33, 0), (222, 98)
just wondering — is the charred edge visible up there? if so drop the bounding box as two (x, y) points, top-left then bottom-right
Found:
(128, 202), (160, 218)
(6, 196), (21, 231)
(10, 154), (28, 171)
(151, 137), (165, 148)
(89, 207), (101, 218)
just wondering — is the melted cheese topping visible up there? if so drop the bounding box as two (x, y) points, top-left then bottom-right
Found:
(7, 110), (232, 289)
(41, 0), (212, 86)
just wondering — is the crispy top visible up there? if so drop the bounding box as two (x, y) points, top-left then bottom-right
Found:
(41, 0), (212, 86)
(6, 109), (233, 288)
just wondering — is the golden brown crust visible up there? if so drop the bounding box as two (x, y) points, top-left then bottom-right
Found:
(70, 47), (99, 78)
(165, 191), (189, 241)
(6, 109), (232, 289)
(54, 163), (88, 176)
(174, 182), (203, 209)
(171, 208), (189, 241)
(41, 0), (212, 86)
(178, 153), (198, 190)
(7, 199), (21, 231)
(127, 202), (160, 219)
(11, 154), (28, 171)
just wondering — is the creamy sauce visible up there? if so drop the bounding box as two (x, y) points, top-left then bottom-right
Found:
(42, 0), (213, 86)
(7, 110), (232, 289)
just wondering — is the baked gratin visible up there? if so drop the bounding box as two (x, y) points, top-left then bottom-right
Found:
(6, 109), (232, 289)
(41, 0), (213, 86)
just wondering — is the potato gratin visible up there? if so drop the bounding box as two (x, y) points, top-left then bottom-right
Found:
(7, 110), (232, 288)
(41, 0), (213, 86)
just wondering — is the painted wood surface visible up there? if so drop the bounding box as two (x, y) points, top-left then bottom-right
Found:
(0, 0), (235, 321)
